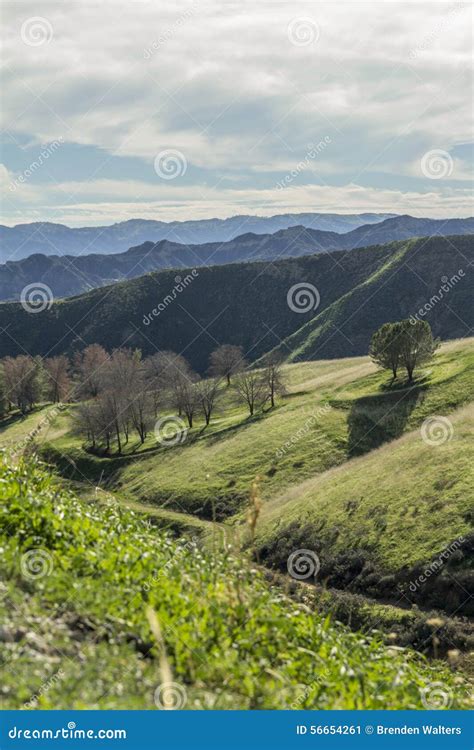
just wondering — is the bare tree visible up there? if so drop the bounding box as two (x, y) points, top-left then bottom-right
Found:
(74, 344), (109, 398)
(262, 353), (287, 408)
(209, 344), (246, 386)
(233, 370), (266, 416)
(2, 355), (43, 414)
(197, 377), (220, 426)
(44, 356), (72, 403)
(181, 380), (200, 428)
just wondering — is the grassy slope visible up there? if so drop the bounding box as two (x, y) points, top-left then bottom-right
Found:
(1, 339), (472, 612)
(255, 403), (473, 596)
(32, 339), (473, 523)
(1, 456), (471, 710)
(268, 235), (473, 362)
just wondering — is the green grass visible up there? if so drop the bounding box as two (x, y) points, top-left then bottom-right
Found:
(255, 401), (473, 613)
(1, 455), (471, 710)
(23, 338), (473, 525)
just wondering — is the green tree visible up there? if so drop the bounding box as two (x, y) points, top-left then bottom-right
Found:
(369, 322), (403, 379)
(398, 319), (439, 382)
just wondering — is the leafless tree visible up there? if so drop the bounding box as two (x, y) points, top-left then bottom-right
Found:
(233, 370), (266, 417)
(2, 355), (43, 414)
(209, 344), (246, 386)
(197, 377), (220, 426)
(262, 353), (287, 408)
(43, 355), (72, 403)
(74, 344), (109, 398)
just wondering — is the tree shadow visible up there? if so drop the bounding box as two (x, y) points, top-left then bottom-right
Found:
(347, 378), (429, 457)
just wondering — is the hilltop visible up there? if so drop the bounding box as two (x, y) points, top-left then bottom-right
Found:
(0, 235), (472, 374)
(1, 215), (473, 300)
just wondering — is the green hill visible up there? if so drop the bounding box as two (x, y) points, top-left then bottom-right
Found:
(5, 338), (472, 620)
(1, 455), (471, 709)
(267, 235), (472, 362)
(0, 235), (472, 373)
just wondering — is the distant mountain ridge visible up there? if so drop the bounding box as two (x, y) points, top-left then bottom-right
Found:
(0, 212), (395, 263)
(0, 235), (471, 373)
(1, 215), (473, 301)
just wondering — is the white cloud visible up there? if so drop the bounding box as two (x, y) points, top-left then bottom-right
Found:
(1, 0), (472, 225)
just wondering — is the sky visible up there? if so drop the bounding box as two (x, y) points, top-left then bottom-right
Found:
(1, 0), (473, 226)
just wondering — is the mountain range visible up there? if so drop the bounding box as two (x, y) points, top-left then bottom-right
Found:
(1, 215), (473, 301)
(0, 235), (471, 372)
(0, 212), (394, 263)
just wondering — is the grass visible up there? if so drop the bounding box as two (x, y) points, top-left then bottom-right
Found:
(1, 455), (471, 710)
(1, 338), (472, 614)
(255, 402), (473, 613)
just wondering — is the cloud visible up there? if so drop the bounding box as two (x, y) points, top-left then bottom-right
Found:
(1, 0), (472, 225)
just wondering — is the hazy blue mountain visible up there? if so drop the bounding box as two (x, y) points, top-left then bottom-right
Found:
(0, 212), (395, 262)
(0, 236), (471, 374)
(0, 215), (472, 301)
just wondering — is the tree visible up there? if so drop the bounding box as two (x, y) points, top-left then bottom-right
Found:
(180, 380), (199, 429)
(2, 355), (43, 414)
(74, 344), (109, 398)
(234, 371), (266, 416)
(43, 356), (72, 402)
(262, 353), (287, 408)
(398, 319), (439, 381)
(369, 322), (403, 379)
(209, 344), (246, 386)
(197, 377), (220, 426)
